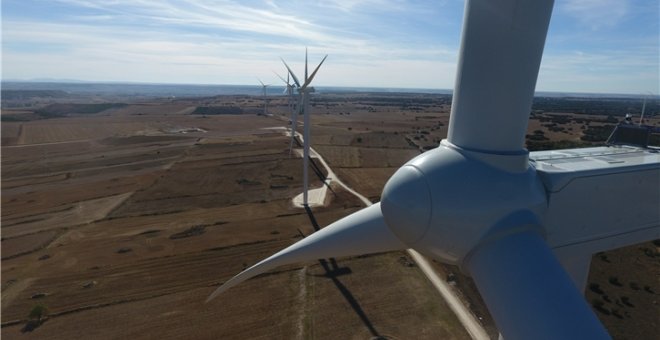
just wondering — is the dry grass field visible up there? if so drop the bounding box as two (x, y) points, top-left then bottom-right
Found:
(2, 92), (658, 339)
(1, 96), (471, 340)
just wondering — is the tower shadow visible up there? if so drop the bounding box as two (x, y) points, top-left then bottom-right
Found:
(303, 206), (381, 338)
(308, 156), (337, 196)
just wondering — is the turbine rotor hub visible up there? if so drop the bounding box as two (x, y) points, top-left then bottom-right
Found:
(380, 140), (547, 268)
(380, 165), (432, 245)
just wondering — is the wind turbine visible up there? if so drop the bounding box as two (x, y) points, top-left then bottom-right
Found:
(280, 50), (328, 206)
(208, 1), (659, 339)
(639, 92), (654, 126)
(274, 71), (298, 155)
(257, 78), (270, 115)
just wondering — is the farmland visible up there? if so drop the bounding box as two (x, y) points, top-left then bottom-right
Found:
(2, 88), (659, 339)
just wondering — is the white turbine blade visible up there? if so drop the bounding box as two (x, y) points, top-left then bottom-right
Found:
(289, 101), (301, 155)
(206, 203), (405, 301)
(465, 230), (609, 340)
(304, 47), (309, 82)
(447, 0), (554, 153)
(257, 78), (265, 87)
(273, 71), (287, 84)
(289, 92), (304, 153)
(302, 94), (310, 205)
(639, 96), (647, 126)
(281, 58), (301, 88)
(302, 55), (328, 89)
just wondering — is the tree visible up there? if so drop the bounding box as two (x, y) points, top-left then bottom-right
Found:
(28, 304), (48, 324)
(22, 304), (48, 332)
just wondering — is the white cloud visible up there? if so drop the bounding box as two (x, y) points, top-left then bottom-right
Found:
(2, 14), (457, 88)
(559, 0), (629, 30)
(2, 0), (657, 93)
(538, 48), (659, 94)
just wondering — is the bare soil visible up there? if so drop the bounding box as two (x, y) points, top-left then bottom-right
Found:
(2, 93), (658, 339)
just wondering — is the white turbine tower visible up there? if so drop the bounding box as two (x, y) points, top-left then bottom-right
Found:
(639, 92), (654, 126)
(281, 50), (328, 206)
(274, 71), (298, 155)
(209, 1), (659, 339)
(257, 78), (270, 115)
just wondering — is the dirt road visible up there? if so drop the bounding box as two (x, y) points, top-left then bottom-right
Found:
(273, 126), (491, 340)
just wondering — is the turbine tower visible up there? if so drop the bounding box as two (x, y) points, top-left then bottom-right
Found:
(274, 71), (298, 155)
(209, 1), (659, 338)
(257, 78), (270, 115)
(281, 50), (328, 206)
(639, 92), (654, 126)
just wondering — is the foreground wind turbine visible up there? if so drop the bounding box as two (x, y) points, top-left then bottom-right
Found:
(274, 71), (298, 155)
(257, 78), (270, 115)
(209, 1), (659, 339)
(280, 51), (328, 206)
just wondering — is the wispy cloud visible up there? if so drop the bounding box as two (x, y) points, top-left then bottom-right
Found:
(1, 0), (658, 93)
(559, 0), (629, 30)
(3, 0), (457, 82)
(539, 46), (659, 93)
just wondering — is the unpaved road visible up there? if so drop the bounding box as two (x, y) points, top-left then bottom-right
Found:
(271, 126), (491, 340)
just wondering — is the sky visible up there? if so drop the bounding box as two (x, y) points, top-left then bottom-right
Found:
(1, 0), (658, 94)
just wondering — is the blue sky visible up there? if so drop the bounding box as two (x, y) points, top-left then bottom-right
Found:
(2, 0), (658, 94)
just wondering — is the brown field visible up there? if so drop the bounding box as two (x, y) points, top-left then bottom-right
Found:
(2, 92), (658, 339)
(1, 97), (471, 340)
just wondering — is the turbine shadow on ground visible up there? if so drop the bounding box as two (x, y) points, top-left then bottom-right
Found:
(303, 206), (381, 338)
(308, 157), (337, 196)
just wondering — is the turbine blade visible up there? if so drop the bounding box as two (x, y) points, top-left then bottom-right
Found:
(446, 0), (554, 153)
(465, 230), (609, 340)
(302, 55), (327, 89)
(257, 78), (264, 87)
(305, 47), (309, 82)
(273, 71), (287, 84)
(289, 101), (300, 155)
(206, 203), (405, 302)
(281, 58), (301, 88)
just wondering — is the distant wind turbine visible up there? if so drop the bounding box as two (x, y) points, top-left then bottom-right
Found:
(281, 50), (328, 206)
(274, 71), (298, 155)
(257, 78), (270, 115)
(639, 92), (654, 126)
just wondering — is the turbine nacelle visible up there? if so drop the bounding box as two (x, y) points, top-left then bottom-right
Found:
(381, 141), (547, 267)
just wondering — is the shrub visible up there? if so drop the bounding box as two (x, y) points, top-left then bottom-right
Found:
(629, 281), (640, 290)
(29, 304), (48, 321)
(608, 276), (622, 287)
(588, 283), (604, 295)
(592, 299), (610, 315)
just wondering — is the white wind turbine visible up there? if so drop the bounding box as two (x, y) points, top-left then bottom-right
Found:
(274, 71), (298, 155)
(257, 78), (270, 115)
(280, 49), (328, 206)
(639, 91), (654, 126)
(208, 1), (659, 339)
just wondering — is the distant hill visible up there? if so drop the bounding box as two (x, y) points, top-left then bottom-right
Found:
(1, 89), (69, 100)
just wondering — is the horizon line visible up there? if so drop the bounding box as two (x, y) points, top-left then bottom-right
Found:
(2, 79), (657, 98)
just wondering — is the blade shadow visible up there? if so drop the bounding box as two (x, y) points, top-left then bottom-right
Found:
(303, 206), (381, 338)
